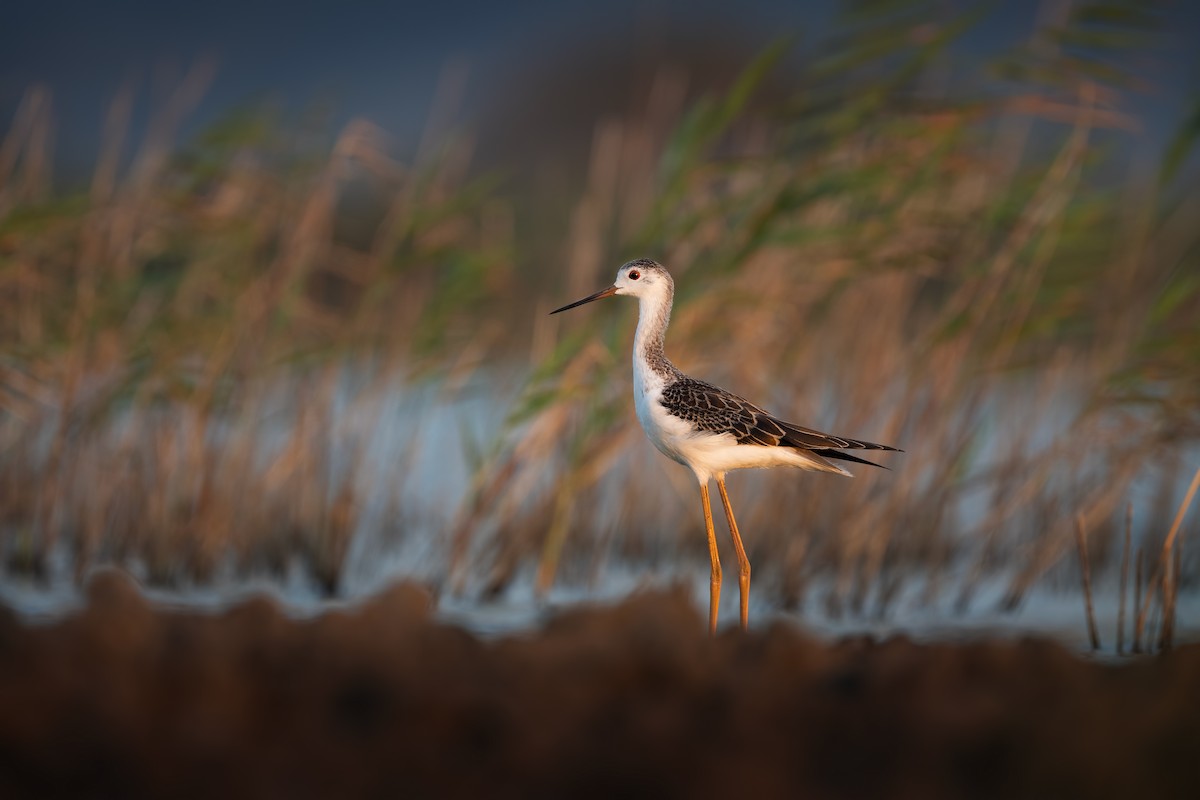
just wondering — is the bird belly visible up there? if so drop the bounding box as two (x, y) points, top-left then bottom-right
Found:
(634, 383), (693, 466)
(635, 388), (810, 478)
(635, 384), (852, 481)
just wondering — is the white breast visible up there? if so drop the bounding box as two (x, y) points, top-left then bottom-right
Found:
(632, 355), (694, 467)
(633, 353), (753, 482)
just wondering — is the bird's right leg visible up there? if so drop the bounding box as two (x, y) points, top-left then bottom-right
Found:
(700, 482), (721, 634)
(716, 476), (751, 631)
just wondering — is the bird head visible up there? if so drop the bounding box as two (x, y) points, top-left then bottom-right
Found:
(550, 258), (672, 314)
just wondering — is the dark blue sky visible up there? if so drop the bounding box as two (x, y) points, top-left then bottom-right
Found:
(4, 0), (1198, 181)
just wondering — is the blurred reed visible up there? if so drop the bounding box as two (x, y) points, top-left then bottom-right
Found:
(1074, 512), (1100, 651)
(455, 2), (1200, 634)
(0, 68), (514, 594)
(0, 1), (1197, 645)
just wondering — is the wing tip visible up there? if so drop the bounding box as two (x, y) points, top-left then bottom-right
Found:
(820, 449), (889, 470)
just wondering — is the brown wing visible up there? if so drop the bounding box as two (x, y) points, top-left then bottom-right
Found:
(659, 377), (900, 466)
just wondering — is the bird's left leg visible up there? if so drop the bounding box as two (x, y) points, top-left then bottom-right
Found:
(716, 475), (751, 631)
(699, 482), (721, 635)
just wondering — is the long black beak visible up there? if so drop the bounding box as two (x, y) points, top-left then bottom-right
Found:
(549, 285), (618, 314)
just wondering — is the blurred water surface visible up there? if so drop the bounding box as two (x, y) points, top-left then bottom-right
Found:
(2, 364), (1196, 654)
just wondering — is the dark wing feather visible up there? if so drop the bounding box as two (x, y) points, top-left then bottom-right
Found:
(775, 420), (899, 453)
(660, 378), (785, 446)
(658, 377), (901, 468)
(820, 449), (888, 470)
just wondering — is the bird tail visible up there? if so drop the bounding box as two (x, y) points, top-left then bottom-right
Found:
(789, 448), (854, 477)
(820, 449), (889, 470)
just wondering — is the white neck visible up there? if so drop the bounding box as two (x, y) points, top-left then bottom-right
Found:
(632, 283), (677, 380)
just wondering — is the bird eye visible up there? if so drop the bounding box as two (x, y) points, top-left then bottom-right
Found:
(628, 270), (640, 280)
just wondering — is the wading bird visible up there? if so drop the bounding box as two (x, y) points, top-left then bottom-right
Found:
(551, 259), (899, 633)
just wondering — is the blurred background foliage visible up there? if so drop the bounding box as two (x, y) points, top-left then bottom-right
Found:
(1, 0), (1197, 626)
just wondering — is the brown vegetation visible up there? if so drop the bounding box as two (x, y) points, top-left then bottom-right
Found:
(1, 2), (1198, 632)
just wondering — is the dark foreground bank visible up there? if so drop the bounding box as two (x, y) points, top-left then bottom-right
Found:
(0, 572), (1197, 799)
